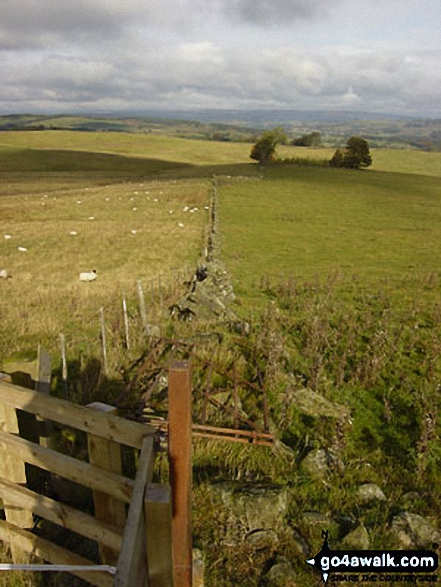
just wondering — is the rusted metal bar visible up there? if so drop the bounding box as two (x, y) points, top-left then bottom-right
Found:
(201, 353), (215, 425)
(146, 420), (275, 444)
(168, 361), (192, 587)
(233, 364), (239, 431)
(192, 432), (274, 447)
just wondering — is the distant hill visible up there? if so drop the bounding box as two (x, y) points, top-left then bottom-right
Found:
(1, 111), (440, 150)
(116, 108), (418, 125)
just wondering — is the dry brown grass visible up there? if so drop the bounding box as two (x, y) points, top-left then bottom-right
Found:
(1, 175), (210, 375)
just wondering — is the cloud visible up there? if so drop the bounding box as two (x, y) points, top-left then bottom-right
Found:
(212, 0), (341, 26)
(0, 0), (439, 116)
(1, 42), (440, 115)
(0, 0), (149, 49)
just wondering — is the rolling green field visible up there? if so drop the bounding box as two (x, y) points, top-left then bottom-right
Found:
(1, 129), (441, 587)
(1, 130), (441, 177)
(218, 165), (441, 301)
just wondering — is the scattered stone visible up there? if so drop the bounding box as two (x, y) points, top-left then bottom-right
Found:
(289, 388), (350, 420)
(245, 528), (279, 549)
(356, 483), (387, 504)
(287, 526), (311, 556)
(193, 549), (204, 587)
(390, 512), (440, 549)
(342, 524), (370, 550)
(302, 512), (349, 542)
(262, 557), (298, 587)
(300, 448), (344, 481)
(216, 482), (289, 532)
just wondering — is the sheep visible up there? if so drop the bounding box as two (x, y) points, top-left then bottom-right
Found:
(4, 234), (12, 240)
(79, 270), (97, 282)
(0, 269), (11, 279)
(18, 246), (27, 252)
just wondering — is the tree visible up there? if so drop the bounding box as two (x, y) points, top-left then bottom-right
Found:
(329, 148), (345, 168)
(292, 131), (321, 147)
(250, 128), (287, 166)
(329, 136), (372, 169)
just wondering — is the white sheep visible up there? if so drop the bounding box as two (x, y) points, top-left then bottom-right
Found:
(4, 234), (12, 240)
(18, 246), (27, 252)
(0, 269), (11, 279)
(79, 270), (97, 282)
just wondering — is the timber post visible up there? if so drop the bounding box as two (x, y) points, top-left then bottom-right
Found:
(168, 361), (193, 587)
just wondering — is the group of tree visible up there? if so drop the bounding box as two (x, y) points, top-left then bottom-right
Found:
(291, 131), (321, 147)
(250, 129), (372, 170)
(249, 127), (287, 166)
(329, 136), (372, 169)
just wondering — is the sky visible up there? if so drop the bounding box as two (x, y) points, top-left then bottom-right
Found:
(1, 0), (440, 117)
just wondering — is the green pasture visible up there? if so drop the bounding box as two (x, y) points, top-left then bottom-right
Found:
(2, 130), (441, 178)
(218, 166), (441, 302)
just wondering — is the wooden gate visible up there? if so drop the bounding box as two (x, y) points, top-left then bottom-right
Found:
(0, 375), (173, 586)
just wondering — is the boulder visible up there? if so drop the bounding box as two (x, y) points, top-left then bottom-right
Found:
(342, 525), (370, 550)
(262, 557), (298, 587)
(217, 482), (289, 531)
(245, 528), (279, 550)
(287, 526), (311, 556)
(390, 512), (440, 549)
(300, 448), (344, 481)
(290, 388), (350, 420)
(356, 483), (387, 504)
(301, 512), (341, 545)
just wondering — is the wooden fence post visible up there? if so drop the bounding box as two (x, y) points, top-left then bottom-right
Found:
(99, 307), (108, 376)
(60, 333), (68, 399)
(137, 280), (148, 332)
(122, 292), (130, 351)
(86, 402), (127, 566)
(168, 362), (192, 587)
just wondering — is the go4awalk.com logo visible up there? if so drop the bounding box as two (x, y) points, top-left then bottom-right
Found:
(306, 531), (439, 583)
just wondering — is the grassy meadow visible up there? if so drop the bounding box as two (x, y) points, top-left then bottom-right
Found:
(0, 153), (210, 385)
(218, 165), (441, 301)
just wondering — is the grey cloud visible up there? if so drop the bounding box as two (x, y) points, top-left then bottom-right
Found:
(209, 0), (341, 26)
(1, 42), (440, 115)
(0, 0), (149, 49)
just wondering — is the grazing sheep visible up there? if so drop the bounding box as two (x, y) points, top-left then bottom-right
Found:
(69, 231), (78, 236)
(0, 269), (11, 279)
(18, 246), (27, 252)
(4, 234), (12, 240)
(79, 270), (97, 282)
